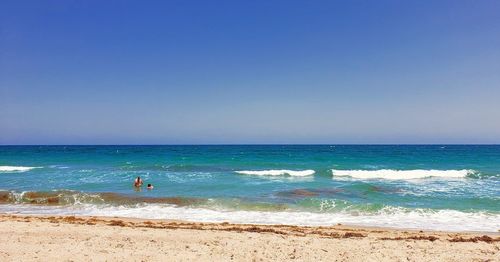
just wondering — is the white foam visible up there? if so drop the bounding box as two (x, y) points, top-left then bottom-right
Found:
(0, 204), (498, 232)
(331, 169), (473, 180)
(0, 166), (39, 172)
(236, 170), (315, 177)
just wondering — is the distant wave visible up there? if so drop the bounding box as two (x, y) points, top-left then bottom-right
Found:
(0, 166), (39, 172)
(236, 170), (315, 177)
(331, 169), (474, 180)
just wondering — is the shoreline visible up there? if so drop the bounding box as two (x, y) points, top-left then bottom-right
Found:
(1, 214), (499, 261)
(2, 212), (500, 235)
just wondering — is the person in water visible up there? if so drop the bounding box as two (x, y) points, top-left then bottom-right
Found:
(134, 176), (143, 187)
(147, 184), (154, 190)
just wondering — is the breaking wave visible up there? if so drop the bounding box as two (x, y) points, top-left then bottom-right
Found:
(0, 189), (499, 232)
(0, 166), (40, 172)
(0, 203), (498, 232)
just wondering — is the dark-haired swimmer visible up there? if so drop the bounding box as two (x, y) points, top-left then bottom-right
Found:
(134, 176), (143, 187)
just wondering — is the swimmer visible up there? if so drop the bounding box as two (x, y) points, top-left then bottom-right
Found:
(147, 183), (154, 190)
(134, 176), (143, 187)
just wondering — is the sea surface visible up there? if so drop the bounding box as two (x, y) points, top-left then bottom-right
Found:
(0, 145), (499, 232)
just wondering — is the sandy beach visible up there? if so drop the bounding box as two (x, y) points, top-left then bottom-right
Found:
(0, 214), (498, 261)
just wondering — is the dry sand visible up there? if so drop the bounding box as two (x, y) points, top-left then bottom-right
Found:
(0, 214), (499, 261)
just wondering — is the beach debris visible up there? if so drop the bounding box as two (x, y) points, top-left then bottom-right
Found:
(379, 236), (439, 242)
(448, 235), (500, 243)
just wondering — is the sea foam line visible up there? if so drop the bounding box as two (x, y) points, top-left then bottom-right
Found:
(0, 204), (498, 232)
(0, 166), (40, 172)
(331, 169), (474, 180)
(236, 170), (315, 177)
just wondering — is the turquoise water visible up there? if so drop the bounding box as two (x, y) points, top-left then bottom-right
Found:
(0, 145), (499, 231)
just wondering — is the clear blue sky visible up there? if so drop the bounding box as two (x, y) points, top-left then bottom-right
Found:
(1, 0), (499, 144)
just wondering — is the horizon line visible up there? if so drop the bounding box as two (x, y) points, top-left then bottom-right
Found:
(1, 143), (499, 146)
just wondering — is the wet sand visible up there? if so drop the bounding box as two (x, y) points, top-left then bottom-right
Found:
(0, 214), (499, 261)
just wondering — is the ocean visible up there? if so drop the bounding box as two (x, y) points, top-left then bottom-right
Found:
(0, 145), (498, 232)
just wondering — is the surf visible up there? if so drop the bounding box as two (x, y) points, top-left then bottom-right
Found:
(0, 166), (39, 172)
(1, 203), (498, 232)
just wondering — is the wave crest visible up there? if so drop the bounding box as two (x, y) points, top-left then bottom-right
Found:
(236, 170), (315, 177)
(331, 169), (474, 180)
(0, 166), (39, 172)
